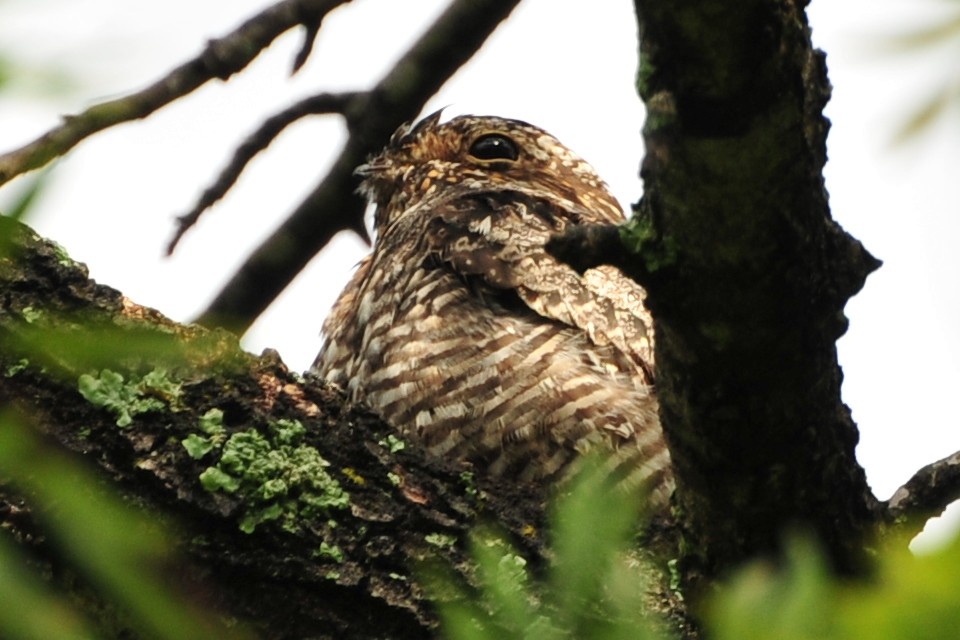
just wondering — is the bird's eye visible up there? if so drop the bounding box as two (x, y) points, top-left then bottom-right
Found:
(468, 133), (520, 162)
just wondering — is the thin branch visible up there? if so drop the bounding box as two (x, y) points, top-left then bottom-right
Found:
(196, 0), (523, 333)
(885, 449), (960, 539)
(166, 92), (361, 255)
(292, 5), (326, 73)
(0, 0), (350, 187)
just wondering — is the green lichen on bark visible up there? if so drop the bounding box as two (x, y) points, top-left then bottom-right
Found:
(197, 417), (350, 534)
(620, 213), (677, 274)
(77, 368), (182, 428)
(182, 407), (227, 459)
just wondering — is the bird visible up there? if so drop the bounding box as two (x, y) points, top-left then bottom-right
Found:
(312, 112), (672, 506)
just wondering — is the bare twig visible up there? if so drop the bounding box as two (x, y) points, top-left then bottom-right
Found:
(166, 92), (361, 255)
(0, 0), (350, 186)
(886, 449), (960, 539)
(292, 8), (325, 73)
(196, 0), (523, 333)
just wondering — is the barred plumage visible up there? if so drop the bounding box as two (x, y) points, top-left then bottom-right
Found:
(312, 113), (672, 506)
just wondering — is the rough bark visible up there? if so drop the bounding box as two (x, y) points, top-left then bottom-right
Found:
(0, 217), (550, 639)
(548, 5), (885, 589)
(630, 0), (882, 588)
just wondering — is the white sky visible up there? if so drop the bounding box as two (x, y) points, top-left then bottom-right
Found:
(1, 0), (958, 547)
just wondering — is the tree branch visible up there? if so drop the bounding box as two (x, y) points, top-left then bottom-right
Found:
(0, 0), (350, 187)
(166, 92), (362, 254)
(886, 449), (960, 539)
(0, 216), (550, 638)
(195, 0), (523, 333)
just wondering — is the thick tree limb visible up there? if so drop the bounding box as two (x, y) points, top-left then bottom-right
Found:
(624, 0), (882, 590)
(0, 217), (551, 639)
(0, 0), (350, 186)
(196, 0), (523, 333)
(886, 449), (960, 539)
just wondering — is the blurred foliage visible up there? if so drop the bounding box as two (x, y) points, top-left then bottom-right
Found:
(0, 52), (10, 92)
(709, 530), (960, 640)
(0, 50), (80, 99)
(425, 457), (664, 640)
(881, 3), (960, 143)
(0, 256), (249, 637)
(0, 167), (52, 222)
(0, 413), (248, 639)
(0, 1), (77, 222)
(0, 533), (99, 640)
(430, 462), (960, 640)
(7, 313), (246, 382)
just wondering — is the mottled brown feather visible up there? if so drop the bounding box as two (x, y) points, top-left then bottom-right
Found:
(312, 114), (672, 506)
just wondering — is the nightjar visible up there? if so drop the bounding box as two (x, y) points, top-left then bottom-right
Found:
(312, 112), (672, 506)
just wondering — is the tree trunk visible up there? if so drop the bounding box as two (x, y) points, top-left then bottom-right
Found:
(631, 0), (881, 588)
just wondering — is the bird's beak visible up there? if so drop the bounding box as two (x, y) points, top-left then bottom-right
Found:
(354, 156), (389, 178)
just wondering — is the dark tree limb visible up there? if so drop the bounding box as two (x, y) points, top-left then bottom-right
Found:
(624, 0), (883, 591)
(195, 0), (523, 333)
(886, 449), (960, 540)
(166, 92), (363, 254)
(0, 216), (552, 639)
(0, 0), (350, 186)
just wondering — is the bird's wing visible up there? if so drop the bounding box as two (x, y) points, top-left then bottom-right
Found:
(424, 191), (655, 381)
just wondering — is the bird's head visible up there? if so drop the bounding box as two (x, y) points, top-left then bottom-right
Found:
(357, 112), (625, 234)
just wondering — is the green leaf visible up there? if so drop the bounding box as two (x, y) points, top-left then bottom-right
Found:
(139, 368), (182, 406)
(317, 542), (345, 563)
(380, 434), (406, 453)
(4, 358), (30, 377)
(469, 530), (536, 636)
